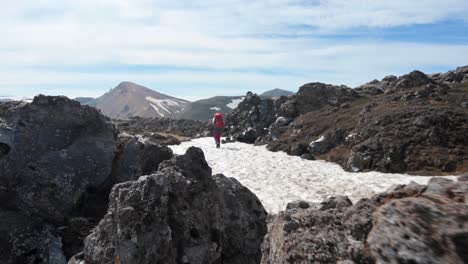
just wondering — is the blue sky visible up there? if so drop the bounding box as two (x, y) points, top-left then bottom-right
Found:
(1, 0), (468, 101)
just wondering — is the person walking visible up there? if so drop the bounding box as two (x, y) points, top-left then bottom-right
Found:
(212, 112), (224, 148)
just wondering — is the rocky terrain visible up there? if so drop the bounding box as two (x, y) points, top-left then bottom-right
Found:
(115, 116), (212, 141)
(0, 95), (266, 263)
(0, 96), (177, 262)
(262, 176), (468, 264)
(0, 94), (467, 264)
(72, 147), (267, 264)
(225, 67), (468, 175)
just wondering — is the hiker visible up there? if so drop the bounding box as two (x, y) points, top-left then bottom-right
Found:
(212, 112), (224, 148)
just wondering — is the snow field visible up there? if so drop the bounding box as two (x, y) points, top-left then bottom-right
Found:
(227, 98), (244, 109)
(169, 137), (457, 213)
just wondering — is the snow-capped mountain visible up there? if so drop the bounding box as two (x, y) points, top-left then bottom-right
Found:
(92, 82), (189, 119)
(179, 96), (244, 120)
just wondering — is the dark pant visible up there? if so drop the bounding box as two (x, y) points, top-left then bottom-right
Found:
(213, 128), (222, 144)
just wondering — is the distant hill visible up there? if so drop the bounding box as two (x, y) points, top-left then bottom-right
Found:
(75, 97), (97, 106)
(260, 88), (294, 98)
(179, 96), (245, 120)
(92, 82), (189, 119)
(0, 96), (10, 102)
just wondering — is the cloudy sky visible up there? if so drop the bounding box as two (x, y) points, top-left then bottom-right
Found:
(1, 0), (468, 101)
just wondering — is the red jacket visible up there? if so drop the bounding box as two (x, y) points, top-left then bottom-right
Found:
(213, 113), (224, 129)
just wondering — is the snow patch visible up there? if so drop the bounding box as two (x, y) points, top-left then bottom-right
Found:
(313, 135), (325, 143)
(170, 138), (456, 213)
(309, 135), (325, 148)
(145, 96), (182, 115)
(227, 97), (244, 109)
(149, 103), (165, 117)
(210, 107), (221, 111)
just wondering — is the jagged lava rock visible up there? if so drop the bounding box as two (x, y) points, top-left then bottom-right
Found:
(0, 209), (67, 264)
(0, 95), (117, 223)
(295, 83), (358, 114)
(80, 147), (267, 264)
(112, 133), (174, 183)
(225, 92), (278, 143)
(432, 66), (468, 83)
(262, 178), (468, 264)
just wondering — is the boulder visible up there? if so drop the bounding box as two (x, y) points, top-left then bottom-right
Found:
(285, 200), (313, 210)
(393, 70), (434, 90)
(267, 116), (292, 141)
(237, 128), (258, 144)
(112, 133), (174, 183)
(0, 209), (67, 264)
(261, 178), (468, 264)
(368, 196), (468, 263)
(308, 129), (345, 156)
(225, 92), (279, 144)
(288, 143), (308, 156)
(295, 83), (358, 114)
(80, 147), (267, 264)
(276, 98), (298, 119)
(300, 153), (315, 160)
(261, 195), (376, 264)
(0, 95), (117, 223)
(432, 65), (468, 83)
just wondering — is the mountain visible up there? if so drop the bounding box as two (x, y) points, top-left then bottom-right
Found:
(93, 82), (189, 119)
(179, 96), (245, 120)
(260, 88), (294, 97)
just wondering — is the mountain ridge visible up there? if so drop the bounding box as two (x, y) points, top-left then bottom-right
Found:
(260, 88), (294, 97)
(92, 81), (189, 119)
(178, 95), (244, 120)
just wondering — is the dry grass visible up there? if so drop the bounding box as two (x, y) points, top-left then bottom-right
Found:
(156, 132), (191, 142)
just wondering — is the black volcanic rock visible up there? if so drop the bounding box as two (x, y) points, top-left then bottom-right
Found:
(79, 147), (267, 264)
(112, 133), (174, 183)
(261, 178), (468, 264)
(393, 70), (434, 90)
(0, 95), (120, 263)
(0, 95), (117, 223)
(225, 92), (278, 143)
(346, 109), (467, 173)
(0, 95), (181, 262)
(0, 209), (66, 264)
(295, 83), (358, 114)
(432, 65), (468, 83)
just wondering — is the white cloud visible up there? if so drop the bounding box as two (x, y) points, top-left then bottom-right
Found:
(0, 0), (467, 99)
